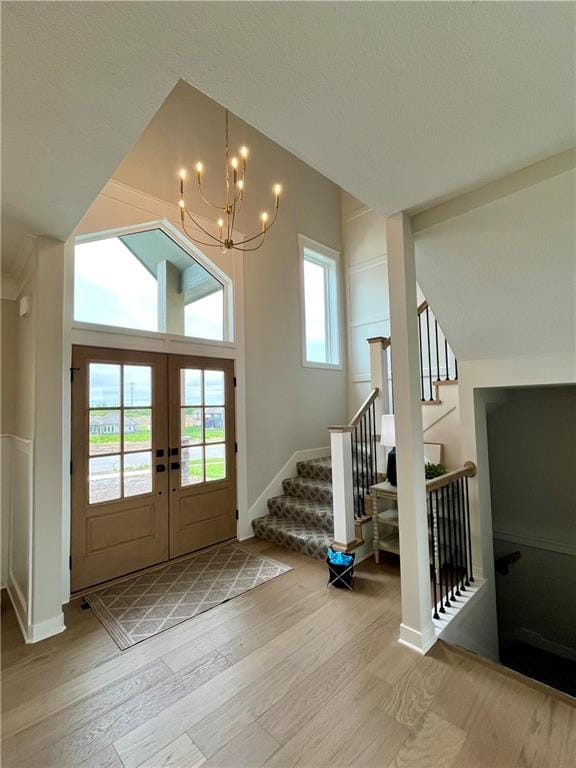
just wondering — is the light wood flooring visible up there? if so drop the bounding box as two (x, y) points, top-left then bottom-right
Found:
(1, 539), (575, 768)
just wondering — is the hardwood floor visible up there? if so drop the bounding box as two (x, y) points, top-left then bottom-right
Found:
(1, 539), (575, 768)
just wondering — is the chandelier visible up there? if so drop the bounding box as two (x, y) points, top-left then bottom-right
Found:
(178, 109), (282, 253)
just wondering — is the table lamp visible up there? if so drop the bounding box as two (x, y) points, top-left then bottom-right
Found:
(381, 415), (397, 486)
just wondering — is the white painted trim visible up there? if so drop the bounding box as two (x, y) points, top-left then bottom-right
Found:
(349, 315), (390, 328)
(399, 622), (437, 655)
(27, 613), (66, 644)
(242, 446), (330, 540)
(493, 530), (576, 558)
(432, 578), (487, 637)
(504, 627), (576, 664)
(347, 255), (387, 274)
(3, 435), (34, 642)
(298, 233), (343, 370)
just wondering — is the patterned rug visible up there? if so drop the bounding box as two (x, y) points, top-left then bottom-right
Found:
(84, 543), (292, 649)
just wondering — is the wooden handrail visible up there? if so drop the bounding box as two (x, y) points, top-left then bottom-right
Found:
(417, 299), (429, 316)
(425, 460), (476, 492)
(328, 387), (379, 432)
(349, 388), (379, 427)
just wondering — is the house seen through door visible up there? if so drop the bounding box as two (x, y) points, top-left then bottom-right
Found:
(70, 224), (237, 592)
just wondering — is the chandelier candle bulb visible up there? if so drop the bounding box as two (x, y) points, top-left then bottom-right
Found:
(178, 108), (282, 251)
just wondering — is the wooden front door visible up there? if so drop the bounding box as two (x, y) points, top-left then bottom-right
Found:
(168, 356), (236, 558)
(71, 346), (236, 592)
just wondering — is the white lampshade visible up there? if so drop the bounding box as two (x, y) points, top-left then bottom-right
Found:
(380, 415), (396, 447)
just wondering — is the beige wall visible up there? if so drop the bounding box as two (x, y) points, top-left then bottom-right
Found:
(1, 298), (17, 435)
(340, 191), (388, 417)
(111, 81), (347, 504)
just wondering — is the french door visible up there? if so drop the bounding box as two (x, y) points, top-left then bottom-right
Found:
(70, 346), (236, 592)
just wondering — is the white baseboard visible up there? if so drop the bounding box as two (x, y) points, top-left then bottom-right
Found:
(27, 613), (66, 644)
(6, 573), (66, 643)
(399, 622), (437, 655)
(240, 446), (330, 539)
(505, 627), (576, 663)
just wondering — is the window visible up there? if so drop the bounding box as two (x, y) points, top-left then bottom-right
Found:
(74, 226), (227, 341)
(299, 235), (341, 368)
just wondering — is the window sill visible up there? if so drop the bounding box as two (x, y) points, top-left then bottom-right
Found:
(302, 359), (343, 372)
(71, 321), (235, 348)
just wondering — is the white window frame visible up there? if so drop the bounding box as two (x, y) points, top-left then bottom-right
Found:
(73, 219), (234, 344)
(298, 234), (342, 370)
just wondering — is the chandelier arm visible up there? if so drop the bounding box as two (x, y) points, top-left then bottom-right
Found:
(184, 208), (224, 244)
(240, 206), (279, 246)
(233, 236), (268, 252)
(196, 179), (227, 211)
(181, 222), (225, 248)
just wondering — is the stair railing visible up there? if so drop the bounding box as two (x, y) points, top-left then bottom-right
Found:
(426, 461), (476, 620)
(417, 300), (458, 403)
(328, 388), (379, 551)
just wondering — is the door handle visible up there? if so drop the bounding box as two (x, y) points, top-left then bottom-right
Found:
(155, 449), (165, 458)
(170, 461), (181, 470)
(169, 447), (179, 456)
(156, 464), (166, 473)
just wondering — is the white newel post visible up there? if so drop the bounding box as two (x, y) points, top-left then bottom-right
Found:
(387, 212), (436, 654)
(368, 336), (391, 471)
(329, 427), (356, 550)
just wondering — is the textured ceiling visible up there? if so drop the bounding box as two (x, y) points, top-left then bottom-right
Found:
(2, 1), (575, 273)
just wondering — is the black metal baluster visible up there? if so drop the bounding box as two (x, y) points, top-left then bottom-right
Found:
(434, 319), (440, 385)
(440, 486), (450, 608)
(418, 313), (425, 401)
(454, 481), (462, 597)
(447, 483), (456, 602)
(429, 491), (440, 619)
(465, 477), (474, 582)
(352, 425), (359, 518)
(444, 338), (449, 381)
(458, 478), (467, 592)
(454, 357), (458, 381)
(371, 402), (377, 482)
(426, 307), (433, 401)
(434, 489), (444, 614)
(359, 417), (366, 515)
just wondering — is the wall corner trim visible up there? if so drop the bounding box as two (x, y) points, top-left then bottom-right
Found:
(398, 622), (437, 655)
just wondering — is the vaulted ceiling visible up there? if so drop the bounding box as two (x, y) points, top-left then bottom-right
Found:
(2, 1), (575, 274)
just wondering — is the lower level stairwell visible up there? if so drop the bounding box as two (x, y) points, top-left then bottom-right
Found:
(251, 457), (335, 559)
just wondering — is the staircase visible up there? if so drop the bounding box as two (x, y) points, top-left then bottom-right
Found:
(251, 457), (334, 560)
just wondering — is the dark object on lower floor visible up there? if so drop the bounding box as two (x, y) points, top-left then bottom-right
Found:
(500, 641), (576, 698)
(386, 447), (397, 487)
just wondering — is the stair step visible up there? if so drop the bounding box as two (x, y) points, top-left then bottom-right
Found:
(282, 476), (333, 504)
(251, 515), (332, 561)
(296, 456), (332, 481)
(267, 495), (333, 532)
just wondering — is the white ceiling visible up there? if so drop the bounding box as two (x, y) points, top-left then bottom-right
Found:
(2, 1), (575, 273)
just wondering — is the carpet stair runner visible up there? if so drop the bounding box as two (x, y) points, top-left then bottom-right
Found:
(251, 457), (335, 560)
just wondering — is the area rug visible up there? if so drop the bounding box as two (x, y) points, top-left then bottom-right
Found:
(83, 543), (292, 649)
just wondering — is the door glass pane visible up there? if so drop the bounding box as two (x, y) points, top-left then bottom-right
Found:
(205, 407), (225, 442)
(204, 370), (225, 405)
(123, 365), (152, 407)
(181, 446), (203, 486)
(89, 363), (121, 407)
(124, 451), (153, 497)
(89, 455), (121, 504)
(89, 410), (120, 455)
(182, 369), (202, 406)
(205, 444), (226, 482)
(124, 409), (152, 452)
(181, 407), (202, 445)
